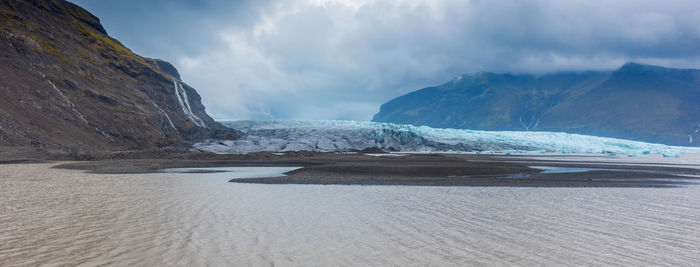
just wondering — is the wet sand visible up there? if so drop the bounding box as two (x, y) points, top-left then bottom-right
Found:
(52, 152), (700, 187)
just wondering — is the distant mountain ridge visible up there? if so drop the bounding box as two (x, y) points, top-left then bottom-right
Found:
(0, 0), (237, 153)
(372, 63), (700, 146)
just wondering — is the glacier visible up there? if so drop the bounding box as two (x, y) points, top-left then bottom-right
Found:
(193, 120), (700, 156)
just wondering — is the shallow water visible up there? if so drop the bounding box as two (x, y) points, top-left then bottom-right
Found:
(1, 163), (700, 266)
(162, 166), (301, 177)
(530, 166), (599, 174)
(529, 165), (679, 175)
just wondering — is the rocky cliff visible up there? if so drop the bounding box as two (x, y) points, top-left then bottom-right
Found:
(373, 63), (700, 146)
(0, 0), (238, 154)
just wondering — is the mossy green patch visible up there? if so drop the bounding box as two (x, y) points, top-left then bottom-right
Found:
(1, 9), (21, 22)
(26, 22), (40, 31)
(70, 18), (154, 79)
(30, 35), (76, 65)
(78, 52), (96, 65)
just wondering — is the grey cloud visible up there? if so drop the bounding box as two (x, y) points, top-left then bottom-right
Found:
(72, 0), (700, 121)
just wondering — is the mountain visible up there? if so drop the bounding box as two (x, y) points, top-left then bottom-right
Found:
(0, 0), (238, 154)
(372, 63), (700, 146)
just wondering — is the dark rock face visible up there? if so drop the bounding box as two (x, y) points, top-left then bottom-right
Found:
(373, 63), (700, 146)
(0, 0), (238, 153)
(147, 58), (181, 80)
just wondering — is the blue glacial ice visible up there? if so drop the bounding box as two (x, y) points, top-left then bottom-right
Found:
(192, 120), (700, 156)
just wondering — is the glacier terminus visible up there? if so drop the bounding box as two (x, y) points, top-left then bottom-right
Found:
(194, 120), (700, 156)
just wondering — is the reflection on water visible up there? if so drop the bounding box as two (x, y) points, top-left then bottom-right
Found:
(530, 166), (598, 174)
(1, 163), (700, 266)
(530, 165), (691, 179)
(162, 166), (301, 177)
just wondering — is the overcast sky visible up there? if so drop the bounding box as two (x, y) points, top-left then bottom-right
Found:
(72, 0), (700, 121)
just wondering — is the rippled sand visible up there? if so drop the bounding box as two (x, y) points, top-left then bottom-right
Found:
(1, 162), (700, 266)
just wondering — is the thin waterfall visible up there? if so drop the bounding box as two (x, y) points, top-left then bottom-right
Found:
(47, 78), (89, 124)
(31, 64), (89, 124)
(151, 100), (176, 129)
(173, 80), (207, 128)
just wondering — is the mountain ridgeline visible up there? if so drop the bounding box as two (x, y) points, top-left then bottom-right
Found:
(373, 63), (700, 146)
(0, 0), (238, 153)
